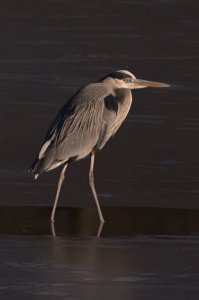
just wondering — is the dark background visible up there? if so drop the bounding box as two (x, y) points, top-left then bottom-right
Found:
(0, 0), (198, 209)
(0, 2), (199, 300)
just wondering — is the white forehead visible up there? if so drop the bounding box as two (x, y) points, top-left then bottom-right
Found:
(116, 70), (136, 79)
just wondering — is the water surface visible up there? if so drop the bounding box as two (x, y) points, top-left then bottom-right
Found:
(0, 1), (199, 299)
(0, 235), (199, 300)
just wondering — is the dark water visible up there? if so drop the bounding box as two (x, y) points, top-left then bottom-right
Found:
(1, 206), (199, 236)
(0, 0), (199, 299)
(1, 235), (199, 300)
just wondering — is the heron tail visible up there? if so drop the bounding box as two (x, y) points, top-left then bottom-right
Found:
(29, 151), (60, 179)
(29, 157), (41, 180)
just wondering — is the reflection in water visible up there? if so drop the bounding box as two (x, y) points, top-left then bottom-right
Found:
(0, 206), (199, 236)
(0, 232), (199, 300)
(51, 218), (104, 237)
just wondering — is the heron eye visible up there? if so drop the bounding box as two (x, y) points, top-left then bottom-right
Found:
(123, 78), (132, 83)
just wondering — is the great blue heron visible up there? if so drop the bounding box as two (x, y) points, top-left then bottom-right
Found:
(30, 70), (169, 223)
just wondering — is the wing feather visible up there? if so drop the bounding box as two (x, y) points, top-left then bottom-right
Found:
(30, 83), (108, 175)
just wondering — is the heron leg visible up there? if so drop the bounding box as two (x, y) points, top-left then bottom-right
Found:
(89, 153), (105, 223)
(51, 163), (68, 223)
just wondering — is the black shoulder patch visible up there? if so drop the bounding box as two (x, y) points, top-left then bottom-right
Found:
(104, 94), (118, 113)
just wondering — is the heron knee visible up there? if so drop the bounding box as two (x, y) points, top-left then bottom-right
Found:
(61, 173), (65, 181)
(89, 172), (94, 185)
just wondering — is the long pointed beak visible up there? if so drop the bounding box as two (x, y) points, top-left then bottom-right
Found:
(131, 78), (170, 89)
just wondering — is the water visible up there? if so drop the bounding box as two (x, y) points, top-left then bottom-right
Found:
(1, 235), (199, 300)
(1, 207), (199, 236)
(0, 0), (199, 299)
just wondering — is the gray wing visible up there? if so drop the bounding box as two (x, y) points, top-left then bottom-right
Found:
(30, 83), (108, 175)
(96, 89), (132, 150)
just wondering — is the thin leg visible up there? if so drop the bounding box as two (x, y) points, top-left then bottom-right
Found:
(97, 222), (104, 237)
(51, 163), (68, 223)
(89, 153), (105, 223)
(51, 221), (56, 237)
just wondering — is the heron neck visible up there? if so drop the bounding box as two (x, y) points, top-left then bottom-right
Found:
(102, 78), (118, 96)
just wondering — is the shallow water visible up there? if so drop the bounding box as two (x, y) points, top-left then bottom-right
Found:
(1, 235), (199, 300)
(0, 0), (199, 299)
(1, 206), (199, 236)
(1, 207), (199, 299)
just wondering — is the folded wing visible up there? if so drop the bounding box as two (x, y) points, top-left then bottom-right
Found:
(30, 83), (108, 177)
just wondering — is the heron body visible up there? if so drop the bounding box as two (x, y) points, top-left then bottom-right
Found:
(30, 70), (169, 223)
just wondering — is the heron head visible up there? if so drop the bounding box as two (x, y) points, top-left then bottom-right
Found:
(101, 70), (170, 90)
